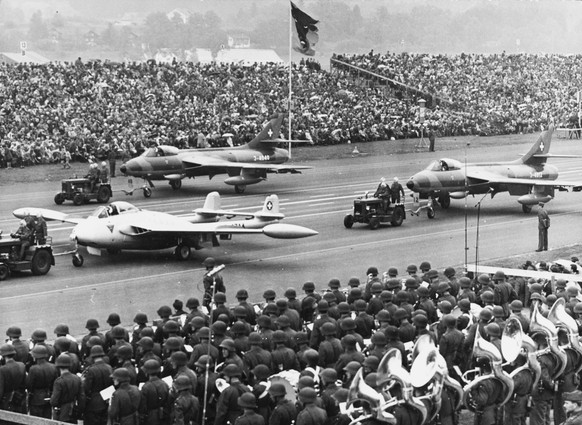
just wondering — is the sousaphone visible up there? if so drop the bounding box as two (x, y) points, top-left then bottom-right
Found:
(548, 297), (582, 373)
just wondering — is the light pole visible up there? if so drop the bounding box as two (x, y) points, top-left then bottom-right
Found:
(464, 142), (470, 274)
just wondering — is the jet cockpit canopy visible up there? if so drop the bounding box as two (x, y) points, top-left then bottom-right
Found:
(141, 145), (180, 158)
(425, 158), (463, 172)
(91, 201), (140, 219)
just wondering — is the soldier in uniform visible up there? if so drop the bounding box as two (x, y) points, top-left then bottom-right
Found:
(317, 323), (342, 368)
(268, 382), (297, 425)
(202, 257), (225, 309)
(271, 331), (300, 372)
(27, 345), (59, 418)
(193, 355), (218, 425)
(438, 315), (464, 380)
(139, 359), (170, 425)
(563, 390), (582, 424)
(83, 345), (113, 425)
(214, 364), (250, 425)
(51, 354), (85, 423)
(296, 387), (327, 425)
(170, 375), (200, 425)
(5, 326), (29, 364)
(529, 332), (557, 425)
(108, 368), (141, 425)
(235, 393), (265, 425)
(0, 343), (27, 414)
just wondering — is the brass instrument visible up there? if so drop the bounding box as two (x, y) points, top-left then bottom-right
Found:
(410, 334), (464, 420)
(346, 348), (428, 425)
(502, 317), (541, 396)
(530, 298), (568, 379)
(462, 330), (514, 411)
(548, 297), (582, 373)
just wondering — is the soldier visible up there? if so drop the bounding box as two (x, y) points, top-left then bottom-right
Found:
(467, 357), (503, 425)
(235, 289), (257, 326)
(0, 344), (27, 414)
(268, 382), (297, 425)
(193, 355), (218, 425)
(27, 345), (59, 418)
(503, 350), (534, 425)
(139, 359), (170, 425)
(214, 364), (250, 425)
(327, 278), (346, 304)
(271, 331), (300, 372)
(108, 368), (141, 425)
(235, 392), (265, 425)
(296, 387), (327, 425)
(83, 345), (113, 425)
(492, 270), (517, 318)
(284, 287), (302, 315)
(170, 375), (200, 425)
(300, 281), (321, 323)
(219, 338), (247, 377)
(536, 202), (550, 251)
(319, 368), (341, 423)
(33, 211), (48, 244)
(10, 219), (33, 260)
(249, 364), (273, 423)
(530, 332), (557, 425)
(439, 315), (465, 379)
(99, 161), (109, 183)
(390, 177), (405, 204)
(563, 390), (582, 424)
(202, 257), (225, 309)
(171, 351), (197, 394)
(51, 354), (85, 423)
(81, 318), (105, 361)
(5, 326), (29, 364)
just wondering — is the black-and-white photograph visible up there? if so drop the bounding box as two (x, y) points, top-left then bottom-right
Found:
(1, 1), (582, 424)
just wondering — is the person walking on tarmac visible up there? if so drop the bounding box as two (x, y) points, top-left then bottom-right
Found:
(390, 177), (405, 204)
(202, 257), (225, 309)
(374, 177), (391, 213)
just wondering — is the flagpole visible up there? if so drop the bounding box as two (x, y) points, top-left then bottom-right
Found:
(288, 2), (293, 159)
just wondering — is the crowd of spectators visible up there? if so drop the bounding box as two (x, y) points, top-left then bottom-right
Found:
(1, 51), (582, 169)
(334, 51), (582, 137)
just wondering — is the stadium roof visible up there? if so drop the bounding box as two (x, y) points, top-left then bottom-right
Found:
(0, 51), (50, 64)
(215, 48), (283, 66)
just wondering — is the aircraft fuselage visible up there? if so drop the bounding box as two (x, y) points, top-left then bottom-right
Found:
(122, 146), (290, 180)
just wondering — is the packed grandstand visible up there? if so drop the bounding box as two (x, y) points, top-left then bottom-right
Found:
(1, 51), (582, 168)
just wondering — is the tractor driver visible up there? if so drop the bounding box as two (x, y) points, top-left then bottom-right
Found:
(86, 163), (100, 192)
(374, 177), (392, 213)
(11, 219), (33, 260)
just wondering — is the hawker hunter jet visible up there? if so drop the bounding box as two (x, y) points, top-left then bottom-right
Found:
(119, 113), (311, 195)
(13, 192), (317, 265)
(406, 125), (582, 213)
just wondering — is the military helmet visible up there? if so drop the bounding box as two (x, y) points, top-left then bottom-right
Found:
(195, 355), (214, 369)
(31, 345), (49, 359)
(238, 392), (257, 409)
(55, 354), (72, 368)
(90, 345), (106, 358)
(111, 325), (126, 339)
(252, 364), (271, 381)
(298, 387), (317, 404)
(133, 313), (148, 325)
(107, 313), (121, 326)
(53, 324), (70, 335)
(31, 329), (47, 342)
(5, 326), (22, 337)
(115, 344), (133, 360)
(173, 375), (192, 391)
(143, 359), (161, 374)
(111, 368), (131, 383)
(219, 338), (236, 352)
(186, 297), (200, 309)
(222, 364), (242, 378)
(269, 382), (287, 397)
(85, 318), (100, 330)
(203, 257), (216, 267)
(0, 344), (16, 357)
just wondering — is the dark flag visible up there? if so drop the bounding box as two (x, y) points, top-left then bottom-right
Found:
(290, 1), (319, 56)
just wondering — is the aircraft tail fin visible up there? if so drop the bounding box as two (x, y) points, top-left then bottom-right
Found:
(201, 191), (221, 211)
(246, 113), (284, 149)
(520, 125), (553, 165)
(255, 194), (285, 220)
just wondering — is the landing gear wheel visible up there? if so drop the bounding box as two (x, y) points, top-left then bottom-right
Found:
(438, 193), (451, 209)
(174, 244), (191, 261)
(170, 180), (182, 190)
(369, 218), (380, 230)
(72, 254), (84, 267)
(73, 192), (84, 206)
(522, 204), (532, 213)
(427, 208), (436, 219)
(54, 193), (65, 205)
(143, 187), (152, 198)
(344, 214), (354, 229)
(31, 250), (52, 275)
(0, 264), (9, 281)
(235, 185), (246, 194)
(97, 185), (111, 203)
(391, 208), (404, 227)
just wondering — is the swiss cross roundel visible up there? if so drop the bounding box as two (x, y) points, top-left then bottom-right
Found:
(266, 201), (273, 210)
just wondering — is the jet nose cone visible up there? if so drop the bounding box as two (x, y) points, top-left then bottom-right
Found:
(406, 178), (416, 191)
(119, 164), (127, 174)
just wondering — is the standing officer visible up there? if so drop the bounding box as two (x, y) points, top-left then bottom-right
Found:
(139, 359), (170, 425)
(170, 375), (200, 425)
(0, 344), (27, 414)
(268, 382), (297, 425)
(108, 368), (141, 425)
(27, 345), (58, 418)
(391, 177), (405, 204)
(51, 354), (85, 423)
(536, 202), (550, 251)
(108, 148), (117, 178)
(83, 345), (113, 425)
(214, 364), (250, 425)
(234, 393), (265, 425)
(202, 257), (225, 309)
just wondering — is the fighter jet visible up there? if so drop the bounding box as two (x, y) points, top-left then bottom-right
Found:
(119, 113), (311, 196)
(13, 192), (318, 265)
(406, 125), (582, 213)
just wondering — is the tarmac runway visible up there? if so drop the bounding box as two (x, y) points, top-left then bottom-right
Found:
(1, 137), (582, 338)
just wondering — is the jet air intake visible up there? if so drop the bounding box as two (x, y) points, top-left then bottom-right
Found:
(449, 191), (468, 199)
(517, 194), (553, 205)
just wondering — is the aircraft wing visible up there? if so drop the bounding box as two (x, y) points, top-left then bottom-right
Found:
(13, 208), (85, 225)
(181, 154), (311, 171)
(466, 169), (582, 189)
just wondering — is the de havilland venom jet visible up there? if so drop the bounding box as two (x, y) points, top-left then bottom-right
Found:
(406, 125), (582, 213)
(13, 192), (317, 266)
(119, 113), (311, 196)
